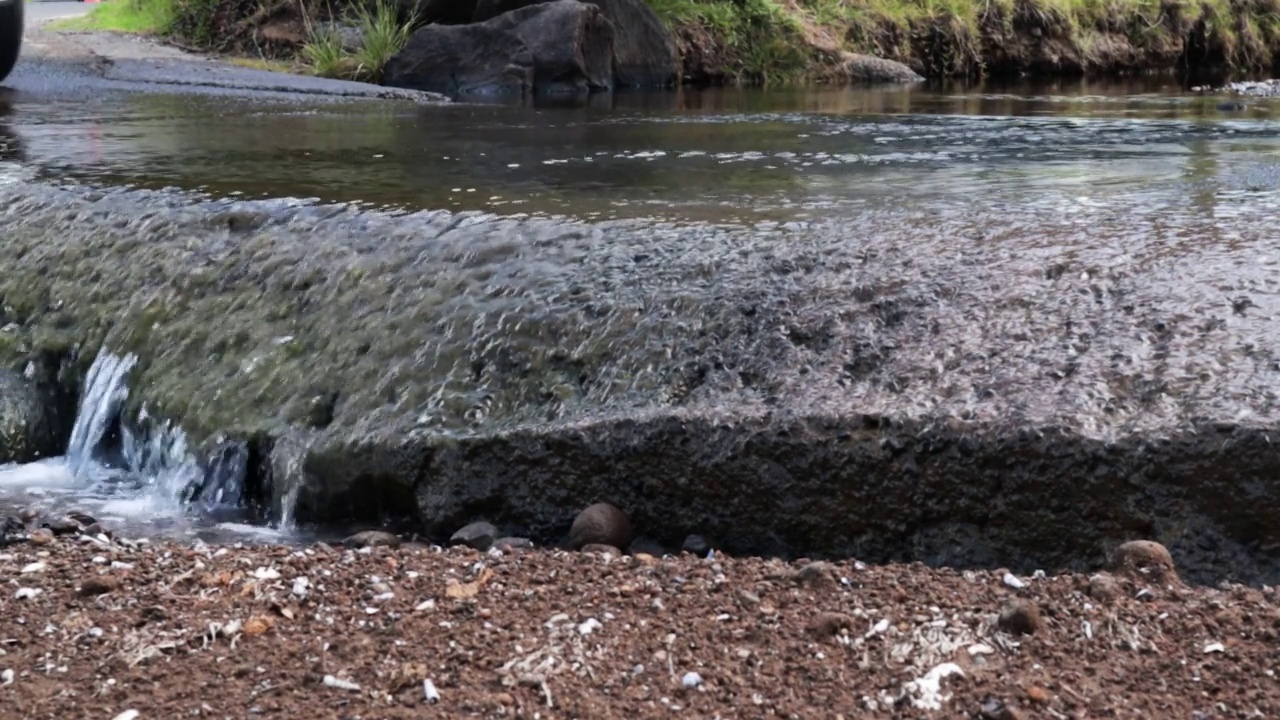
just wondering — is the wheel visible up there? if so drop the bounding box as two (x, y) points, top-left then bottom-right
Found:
(0, 0), (23, 84)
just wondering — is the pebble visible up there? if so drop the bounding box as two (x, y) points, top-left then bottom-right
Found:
(322, 675), (361, 691)
(20, 561), (46, 574)
(15, 587), (41, 600)
(19, 507), (38, 524)
(1002, 572), (1026, 589)
(29, 528), (55, 546)
(111, 711), (141, 720)
(681, 534), (711, 556)
(450, 521), (498, 551)
(423, 678), (441, 703)
(793, 561), (836, 589)
(494, 537), (533, 551)
(581, 543), (621, 557)
(1088, 572), (1118, 601)
(43, 517), (81, 535)
(1, 669), (13, 685)
(78, 575), (120, 597)
(997, 599), (1043, 636)
(681, 671), (703, 689)
(807, 612), (855, 637)
(345, 530), (401, 549)
(628, 537), (666, 556)
(569, 503), (633, 550)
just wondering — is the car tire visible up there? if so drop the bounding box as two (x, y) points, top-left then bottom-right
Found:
(0, 0), (24, 84)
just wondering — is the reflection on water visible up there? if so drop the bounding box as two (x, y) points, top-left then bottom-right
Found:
(1, 79), (1277, 223)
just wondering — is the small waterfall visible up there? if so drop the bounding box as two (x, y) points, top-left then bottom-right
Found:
(66, 352), (138, 479)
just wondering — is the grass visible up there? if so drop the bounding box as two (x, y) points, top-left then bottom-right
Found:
(47, 0), (178, 33)
(648, 0), (1280, 82)
(302, 0), (416, 81)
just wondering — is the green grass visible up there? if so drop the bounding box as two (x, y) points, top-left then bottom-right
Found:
(47, 0), (178, 32)
(301, 0), (416, 81)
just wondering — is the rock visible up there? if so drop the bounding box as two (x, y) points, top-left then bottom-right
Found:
(78, 575), (119, 597)
(997, 600), (1043, 636)
(400, 0), (479, 26)
(384, 1), (614, 98)
(28, 527), (54, 545)
(495, 536), (534, 551)
(807, 611), (855, 637)
(792, 561), (837, 589)
(18, 507), (38, 524)
(569, 502), (633, 550)
(450, 521), (498, 550)
(1112, 540), (1179, 582)
(681, 534), (710, 556)
(345, 530), (401, 549)
(66, 511), (97, 526)
(43, 517), (82, 535)
(840, 53), (924, 84)
(580, 542), (621, 556)
(82, 522), (110, 537)
(472, 0), (677, 87)
(0, 369), (62, 464)
(1088, 572), (1119, 601)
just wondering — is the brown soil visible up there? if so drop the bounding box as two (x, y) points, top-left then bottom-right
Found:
(4, 532), (1280, 718)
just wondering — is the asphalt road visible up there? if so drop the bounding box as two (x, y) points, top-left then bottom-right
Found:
(26, 0), (91, 23)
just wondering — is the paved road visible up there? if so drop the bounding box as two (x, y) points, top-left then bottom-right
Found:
(26, 1), (91, 23)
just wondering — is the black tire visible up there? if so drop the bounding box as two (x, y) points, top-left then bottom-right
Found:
(0, 0), (23, 84)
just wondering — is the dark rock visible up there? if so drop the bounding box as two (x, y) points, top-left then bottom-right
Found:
(82, 522), (110, 537)
(807, 612), (855, 637)
(472, 0), (676, 87)
(450, 521), (498, 550)
(681, 534), (711, 556)
(841, 53), (924, 84)
(78, 575), (120, 597)
(0, 369), (62, 464)
(570, 502), (632, 550)
(66, 511), (97, 527)
(345, 530), (401, 548)
(997, 600), (1043, 636)
(495, 536), (534, 551)
(384, 0), (614, 98)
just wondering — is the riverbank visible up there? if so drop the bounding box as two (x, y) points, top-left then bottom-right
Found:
(60, 0), (1280, 84)
(2, 528), (1274, 717)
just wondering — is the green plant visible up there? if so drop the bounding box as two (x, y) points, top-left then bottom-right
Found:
(301, 25), (350, 78)
(351, 0), (417, 82)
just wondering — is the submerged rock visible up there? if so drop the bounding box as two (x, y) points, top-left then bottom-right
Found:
(840, 53), (925, 84)
(384, 0), (614, 97)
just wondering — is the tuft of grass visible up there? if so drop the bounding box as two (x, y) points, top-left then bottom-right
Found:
(300, 0), (415, 82)
(351, 0), (417, 81)
(51, 0), (178, 34)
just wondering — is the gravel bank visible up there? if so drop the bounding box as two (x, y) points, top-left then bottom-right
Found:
(3, 528), (1279, 718)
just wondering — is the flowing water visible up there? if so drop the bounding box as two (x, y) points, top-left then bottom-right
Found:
(3, 79), (1280, 545)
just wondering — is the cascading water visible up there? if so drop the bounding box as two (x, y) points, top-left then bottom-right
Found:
(0, 351), (290, 542)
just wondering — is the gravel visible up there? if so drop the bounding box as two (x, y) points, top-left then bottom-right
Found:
(3, 535), (1280, 717)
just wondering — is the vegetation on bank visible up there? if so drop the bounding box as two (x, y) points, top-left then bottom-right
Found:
(63, 0), (1280, 83)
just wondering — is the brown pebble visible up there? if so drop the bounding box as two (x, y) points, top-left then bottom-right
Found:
(580, 543), (621, 557)
(493, 692), (515, 706)
(998, 599), (1043, 636)
(807, 612), (855, 637)
(569, 503), (633, 551)
(495, 537), (534, 551)
(29, 528), (55, 545)
(78, 575), (119, 597)
(1112, 540), (1178, 582)
(1026, 686), (1051, 703)
(793, 561), (837, 589)
(632, 552), (655, 564)
(1088, 572), (1119, 601)
(345, 530), (401, 549)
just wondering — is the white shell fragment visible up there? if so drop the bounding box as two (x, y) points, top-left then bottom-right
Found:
(323, 675), (362, 691)
(423, 678), (440, 703)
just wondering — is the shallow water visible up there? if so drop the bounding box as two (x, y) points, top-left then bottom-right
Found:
(2, 78), (1280, 544)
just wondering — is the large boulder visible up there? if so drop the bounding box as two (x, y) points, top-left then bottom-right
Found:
(383, 0), (614, 97)
(472, 0), (677, 87)
(0, 369), (62, 465)
(840, 53), (925, 84)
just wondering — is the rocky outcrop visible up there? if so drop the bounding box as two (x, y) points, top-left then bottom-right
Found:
(840, 53), (924, 84)
(0, 369), (65, 465)
(473, 0), (677, 87)
(383, 0), (614, 97)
